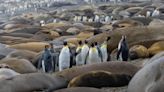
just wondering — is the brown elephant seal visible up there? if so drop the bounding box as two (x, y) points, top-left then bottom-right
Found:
(53, 87), (103, 92)
(148, 41), (164, 56)
(4, 23), (30, 30)
(0, 36), (39, 45)
(0, 68), (20, 80)
(129, 45), (149, 60)
(54, 62), (139, 83)
(87, 26), (164, 53)
(127, 57), (164, 92)
(0, 58), (37, 74)
(32, 30), (60, 41)
(6, 50), (38, 65)
(112, 19), (143, 29)
(0, 73), (68, 92)
(148, 19), (164, 28)
(68, 71), (132, 88)
(66, 27), (80, 35)
(9, 42), (49, 52)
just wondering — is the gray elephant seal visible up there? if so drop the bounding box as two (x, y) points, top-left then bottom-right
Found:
(127, 57), (164, 92)
(0, 73), (68, 92)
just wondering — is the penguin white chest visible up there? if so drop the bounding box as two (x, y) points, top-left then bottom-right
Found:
(59, 47), (70, 71)
(75, 47), (83, 65)
(87, 48), (101, 64)
(100, 46), (108, 62)
(81, 45), (89, 63)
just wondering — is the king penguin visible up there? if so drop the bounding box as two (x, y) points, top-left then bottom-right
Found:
(100, 37), (111, 62)
(117, 36), (129, 61)
(86, 43), (101, 64)
(75, 41), (83, 66)
(81, 40), (89, 65)
(59, 41), (71, 71)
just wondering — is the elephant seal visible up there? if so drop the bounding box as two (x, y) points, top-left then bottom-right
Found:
(0, 36), (39, 45)
(68, 71), (132, 88)
(148, 19), (164, 28)
(53, 87), (103, 92)
(87, 26), (164, 53)
(6, 50), (38, 65)
(112, 19), (143, 29)
(32, 30), (60, 41)
(10, 27), (41, 34)
(0, 58), (37, 74)
(0, 33), (34, 38)
(0, 73), (68, 92)
(129, 45), (149, 60)
(0, 68), (20, 80)
(144, 51), (164, 66)
(4, 23), (30, 30)
(127, 57), (164, 92)
(9, 42), (49, 52)
(148, 41), (164, 56)
(54, 62), (139, 83)
(0, 43), (15, 56)
(66, 27), (80, 35)
(131, 17), (152, 25)
(125, 7), (143, 15)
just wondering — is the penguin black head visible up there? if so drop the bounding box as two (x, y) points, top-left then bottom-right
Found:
(84, 40), (88, 44)
(91, 43), (95, 47)
(78, 40), (82, 45)
(95, 42), (98, 46)
(122, 36), (127, 41)
(45, 45), (49, 49)
(107, 37), (111, 41)
(63, 41), (68, 46)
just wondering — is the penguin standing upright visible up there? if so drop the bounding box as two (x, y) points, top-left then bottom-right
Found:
(146, 11), (151, 17)
(86, 43), (101, 64)
(75, 41), (83, 66)
(94, 42), (103, 62)
(152, 9), (160, 17)
(39, 45), (53, 73)
(81, 40), (89, 65)
(59, 41), (71, 71)
(117, 36), (129, 61)
(100, 37), (111, 62)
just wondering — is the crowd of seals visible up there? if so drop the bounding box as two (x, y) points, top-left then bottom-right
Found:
(0, 0), (163, 92)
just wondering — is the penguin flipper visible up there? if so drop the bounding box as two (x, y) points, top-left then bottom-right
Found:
(97, 47), (103, 62)
(69, 48), (76, 68)
(117, 48), (122, 60)
(75, 49), (81, 56)
(84, 51), (89, 65)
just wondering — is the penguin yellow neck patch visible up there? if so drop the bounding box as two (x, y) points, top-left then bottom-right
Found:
(64, 46), (68, 48)
(91, 47), (97, 52)
(83, 44), (88, 47)
(101, 44), (107, 48)
(76, 46), (82, 51)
